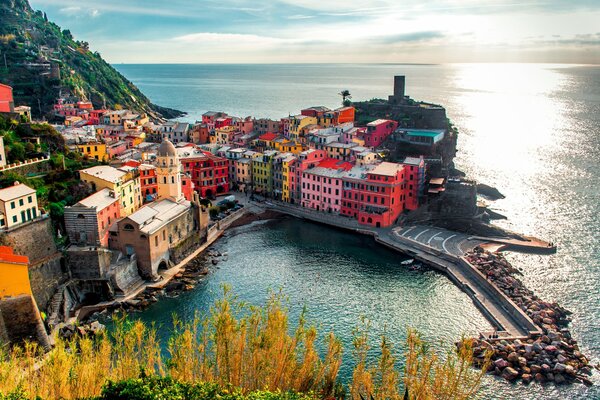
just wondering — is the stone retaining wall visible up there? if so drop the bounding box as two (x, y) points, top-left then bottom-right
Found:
(0, 295), (50, 349)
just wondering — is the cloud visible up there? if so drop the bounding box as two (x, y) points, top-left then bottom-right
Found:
(375, 31), (445, 44)
(287, 14), (315, 20)
(59, 5), (100, 18)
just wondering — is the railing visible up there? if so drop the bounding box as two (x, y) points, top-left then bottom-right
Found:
(0, 156), (50, 172)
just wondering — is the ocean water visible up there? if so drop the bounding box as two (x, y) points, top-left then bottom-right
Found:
(114, 63), (600, 399)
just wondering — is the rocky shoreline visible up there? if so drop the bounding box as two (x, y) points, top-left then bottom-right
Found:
(465, 247), (594, 386)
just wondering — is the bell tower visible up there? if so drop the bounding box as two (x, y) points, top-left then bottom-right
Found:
(156, 140), (183, 202)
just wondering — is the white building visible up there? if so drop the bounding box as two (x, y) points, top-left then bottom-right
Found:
(0, 182), (39, 229)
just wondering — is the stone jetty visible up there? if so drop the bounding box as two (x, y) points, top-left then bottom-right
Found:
(466, 247), (593, 386)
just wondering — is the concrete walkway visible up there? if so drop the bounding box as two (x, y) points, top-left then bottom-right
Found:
(259, 200), (542, 339)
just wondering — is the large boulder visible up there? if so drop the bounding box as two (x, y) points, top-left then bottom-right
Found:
(502, 367), (519, 381)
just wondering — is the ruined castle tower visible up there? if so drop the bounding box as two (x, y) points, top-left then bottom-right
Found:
(388, 75), (406, 104)
(156, 139), (183, 202)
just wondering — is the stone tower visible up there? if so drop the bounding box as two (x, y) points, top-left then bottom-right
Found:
(388, 75), (406, 104)
(156, 139), (183, 202)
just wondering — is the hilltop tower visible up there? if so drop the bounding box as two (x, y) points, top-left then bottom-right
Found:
(156, 140), (183, 202)
(388, 75), (406, 105)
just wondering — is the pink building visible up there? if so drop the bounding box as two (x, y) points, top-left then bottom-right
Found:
(363, 119), (398, 148)
(215, 116), (233, 129)
(107, 141), (128, 158)
(64, 188), (121, 247)
(289, 149), (327, 204)
(181, 173), (195, 201)
(236, 117), (254, 134)
(301, 158), (353, 212)
(88, 109), (106, 125)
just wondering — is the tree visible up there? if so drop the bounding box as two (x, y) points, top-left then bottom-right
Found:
(339, 89), (352, 106)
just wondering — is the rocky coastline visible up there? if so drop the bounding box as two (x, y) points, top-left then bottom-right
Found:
(466, 248), (593, 386)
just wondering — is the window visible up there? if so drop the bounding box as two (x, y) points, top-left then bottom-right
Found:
(28, 196), (33, 203)
(12, 216), (17, 223)
(123, 224), (134, 231)
(19, 199), (24, 206)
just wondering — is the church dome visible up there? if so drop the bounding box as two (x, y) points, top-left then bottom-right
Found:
(157, 140), (177, 157)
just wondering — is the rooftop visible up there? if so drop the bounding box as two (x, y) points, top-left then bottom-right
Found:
(0, 183), (36, 202)
(75, 188), (119, 210)
(80, 165), (126, 183)
(127, 198), (191, 234)
(367, 119), (392, 126)
(370, 162), (404, 177)
(402, 129), (445, 138)
(259, 132), (278, 141)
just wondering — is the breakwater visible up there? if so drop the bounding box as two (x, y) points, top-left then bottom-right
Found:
(466, 248), (593, 385)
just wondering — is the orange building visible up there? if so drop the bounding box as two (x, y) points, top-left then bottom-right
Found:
(335, 106), (355, 124)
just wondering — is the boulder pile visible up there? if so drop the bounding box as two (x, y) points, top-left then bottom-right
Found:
(465, 247), (593, 386)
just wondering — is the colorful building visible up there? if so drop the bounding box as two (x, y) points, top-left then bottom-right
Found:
(0, 83), (14, 113)
(289, 149), (327, 204)
(254, 118), (281, 135)
(403, 156), (426, 210)
(363, 119), (398, 148)
(0, 183), (39, 230)
(0, 246), (32, 296)
(234, 158), (252, 186)
(288, 115), (318, 143)
(216, 125), (237, 145)
(341, 162), (407, 227)
(252, 150), (277, 194)
(177, 146), (229, 198)
(76, 142), (107, 161)
(281, 155), (296, 203)
(64, 188), (121, 247)
(335, 106), (355, 124)
(301, 158), (353, 212)
(79, 165), (142, 216)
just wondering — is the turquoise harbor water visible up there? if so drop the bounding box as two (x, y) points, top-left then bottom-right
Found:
(114, 64), (600, 399)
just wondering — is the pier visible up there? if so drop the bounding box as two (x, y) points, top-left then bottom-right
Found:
(258, 199), (549, 339)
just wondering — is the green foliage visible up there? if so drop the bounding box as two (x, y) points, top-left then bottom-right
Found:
(208, 206), (220, 218)
(97, 376), (315, 400)
(0, 0), (182, 119)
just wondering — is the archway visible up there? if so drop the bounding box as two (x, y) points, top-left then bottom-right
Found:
(158, 260), (168, 271)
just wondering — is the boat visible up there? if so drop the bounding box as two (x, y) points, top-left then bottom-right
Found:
(400, 259), (414, 265)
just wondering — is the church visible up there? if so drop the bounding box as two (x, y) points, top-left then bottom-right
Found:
(109, 140), (208, 280)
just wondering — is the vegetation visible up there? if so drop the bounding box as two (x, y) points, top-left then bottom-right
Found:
(0, 288), (490, 399)
(0, 0), (182, 119)
(338, 90), (352, 107)
(0, 115), (96, 235)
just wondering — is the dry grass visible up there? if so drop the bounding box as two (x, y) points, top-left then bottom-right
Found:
(0, 288), (489, 399)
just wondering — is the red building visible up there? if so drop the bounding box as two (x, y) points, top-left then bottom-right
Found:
(363, 119), (398, 148)
(335, 106), (355, 124)
(181, 173), (194, 201)
(215, 116), (233, 129)
(177, 147), (229, 198)
(341, 162), (407, 227)
(0, 83), (14, 113)
(88, 109), (106, 125)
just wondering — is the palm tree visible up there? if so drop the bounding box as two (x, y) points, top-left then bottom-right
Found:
(339, 89), (352, 106)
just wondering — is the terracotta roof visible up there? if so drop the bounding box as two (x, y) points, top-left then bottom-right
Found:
(259, 132), (278, 141)
(0, 246), (29, 264)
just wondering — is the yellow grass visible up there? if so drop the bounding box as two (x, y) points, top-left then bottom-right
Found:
(0, 287), (489, 399)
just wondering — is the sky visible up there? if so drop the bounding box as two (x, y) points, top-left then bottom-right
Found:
(29, 0), (600, 64)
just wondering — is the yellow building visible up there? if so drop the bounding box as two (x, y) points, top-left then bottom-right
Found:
(76, 142), (108, 161)
(274, 139), (304, 155)
(288, 115), (317, 143)
(79, 165), (142, 216)
(0, 246), (32, 297)
(323, 142), (357, 161)
(0, 183), (39, 230)
(281, 155), (296, 203)
(216, 126), (237, 145)
(252, 151), (277, 194)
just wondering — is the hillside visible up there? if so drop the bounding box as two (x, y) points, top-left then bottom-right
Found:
(0, 0), (183, 120)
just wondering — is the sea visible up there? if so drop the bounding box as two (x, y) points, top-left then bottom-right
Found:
(113, 63), (600, 399)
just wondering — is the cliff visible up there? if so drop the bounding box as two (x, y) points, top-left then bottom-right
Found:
(0, 0), (183, 120)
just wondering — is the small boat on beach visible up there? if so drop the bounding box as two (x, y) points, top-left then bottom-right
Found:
(400, 259), (414, 265)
